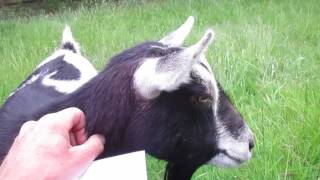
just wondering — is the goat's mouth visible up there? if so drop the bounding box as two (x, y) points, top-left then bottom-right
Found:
(220, 150), (243, 164)
(207, 149), (252, 168)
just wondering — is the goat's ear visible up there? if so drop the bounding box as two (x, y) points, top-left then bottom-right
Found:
(61, 25), (81, 54)
(134, 29), (215, 99)
(159, 16), (194, 47)
(182, 29), (215, 59)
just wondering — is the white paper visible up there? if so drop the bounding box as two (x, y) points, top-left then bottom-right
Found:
(80, 151), (148, 180)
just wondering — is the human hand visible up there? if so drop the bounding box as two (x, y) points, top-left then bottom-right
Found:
(0, 107), (105, 180)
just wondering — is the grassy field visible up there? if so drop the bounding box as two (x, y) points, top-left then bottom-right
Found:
(0, 0), (319, 179)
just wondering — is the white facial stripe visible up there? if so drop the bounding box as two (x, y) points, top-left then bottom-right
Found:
(41, 51), (97, 94)
(193, 64), (211, 82)
(208, 125), (252, 167)
(199, 55), (213, 73)
(192, 56), (219, 115)
(210, 103), (253, 167)
(193, 56), (254, 168)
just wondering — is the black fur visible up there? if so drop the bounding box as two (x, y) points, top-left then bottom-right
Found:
(62, 42), (77, 54)
(0, 54), (83, 157)
(0, 41), (245, 180)
(48, 57), (80, 80)
(2, 55), (81, 112)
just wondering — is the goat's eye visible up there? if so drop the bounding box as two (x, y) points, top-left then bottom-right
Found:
(191, 95), (212, 105)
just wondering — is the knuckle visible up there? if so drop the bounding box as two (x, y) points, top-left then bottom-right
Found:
(38, 114), (60, 129)
(39, 113), (54, 121)
(21, 120), (36, 128)
(19, 120), (37, 134)
(68, 107), (83, 114)
(41, 134), (65, 150)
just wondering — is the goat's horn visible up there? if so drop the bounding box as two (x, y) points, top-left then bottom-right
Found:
(159, 16), (195, 47)
(183, 29), (215, 59)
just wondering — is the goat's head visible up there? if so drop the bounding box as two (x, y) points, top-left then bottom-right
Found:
(128, 16), (254, 173)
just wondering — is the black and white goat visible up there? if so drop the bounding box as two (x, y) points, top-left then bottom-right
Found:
(0, 17), (254, 180)
(2, 25), (97, 119)
(0, 25), (97, 160)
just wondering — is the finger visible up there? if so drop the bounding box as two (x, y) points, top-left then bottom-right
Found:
(69, 130), (87, 146)
(70, 134), (105, 162)
(62, 108), (87, 144)
(70, 132), (77, 146)
(39, 107), (86, 134)
(71, 128), (87, 145)
(19, 120), (37, 136)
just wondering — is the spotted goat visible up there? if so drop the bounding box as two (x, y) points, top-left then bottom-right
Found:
(0, 25), (97, 159)
(0, 17), (254, 180)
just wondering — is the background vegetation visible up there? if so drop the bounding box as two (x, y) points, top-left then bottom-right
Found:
(0, 0), (319, 179)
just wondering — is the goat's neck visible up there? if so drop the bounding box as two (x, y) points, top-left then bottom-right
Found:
(46, 69), (135, 155)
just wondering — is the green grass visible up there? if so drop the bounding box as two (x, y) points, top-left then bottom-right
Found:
(0, 0), (319, 179)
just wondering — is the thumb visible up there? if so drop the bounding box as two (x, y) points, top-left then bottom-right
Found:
(70, 134), (105, 163)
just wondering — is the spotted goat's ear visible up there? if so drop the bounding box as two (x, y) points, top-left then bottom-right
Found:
(181, 29), (214, 60)
(61, 25), (81, 54)
(134, 29), (215, 99)
(159, 16), (195, 47)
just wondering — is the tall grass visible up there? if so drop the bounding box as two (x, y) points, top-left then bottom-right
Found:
(0, 0), (319, 179)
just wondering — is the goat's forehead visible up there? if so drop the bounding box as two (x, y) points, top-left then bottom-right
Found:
(191, 55), (220, 119)
(191, 56), (218, 95)
(147, 43), (183, 55)
(147, 43), (215, 81)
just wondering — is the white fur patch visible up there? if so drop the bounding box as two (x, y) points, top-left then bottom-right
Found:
(208, 153), (245, 168)
(134, 57), (192, 99)
(41, 50), (97, 94)
(37, 50), (67, 68)
(62, 25), (81, 54)
(11, 50), (97, 96)
(192, 55), (219, 113)
(208, 122), (253, 167)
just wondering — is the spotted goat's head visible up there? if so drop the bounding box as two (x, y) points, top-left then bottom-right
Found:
(131, 17), (254, 178)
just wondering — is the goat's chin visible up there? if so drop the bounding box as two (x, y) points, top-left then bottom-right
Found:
(207, 152), (252, 168)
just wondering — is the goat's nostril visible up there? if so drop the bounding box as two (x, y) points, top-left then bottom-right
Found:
(249, 139), (255, 151)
